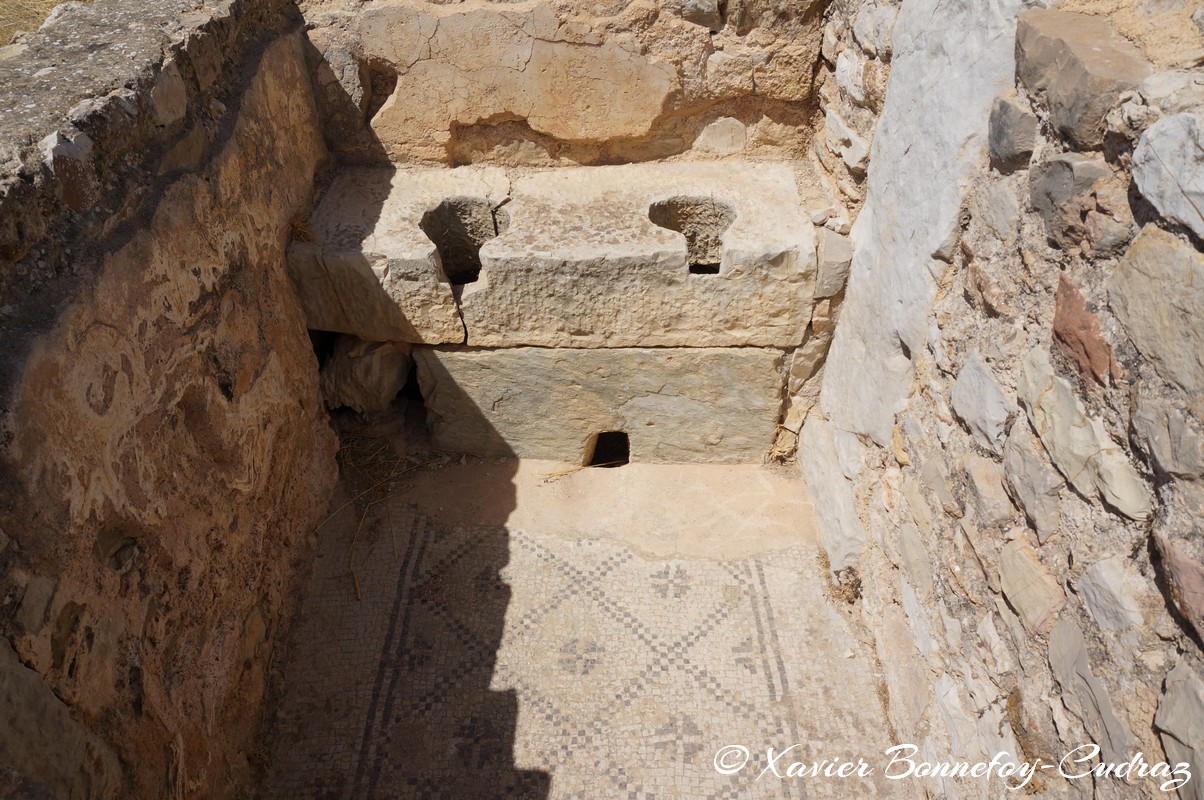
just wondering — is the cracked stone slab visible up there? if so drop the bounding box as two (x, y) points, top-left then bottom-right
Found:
(414, 346), (785, 463)
(463, 161), (816, 348)
(287, 166), (508, 343)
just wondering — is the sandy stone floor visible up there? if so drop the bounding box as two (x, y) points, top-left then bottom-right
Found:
(260, 457), (903, 799)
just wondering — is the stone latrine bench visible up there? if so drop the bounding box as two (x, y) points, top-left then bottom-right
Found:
(288, 161), (816, 347)
(287, 161), (817, 463)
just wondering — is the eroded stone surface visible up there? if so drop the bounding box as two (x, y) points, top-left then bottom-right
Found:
(320, 337), (411, 415)
(1079, 556), (1144, 630)
(463, 162), (816, 348)
(1110, 225), (1204, 396)
(288, 167), (506, 343)
(415, 347), (785, 463)
(1000, 537), (1065, 635)
(1156, 661), (1204, 799)
(951, 350), (1013, 454)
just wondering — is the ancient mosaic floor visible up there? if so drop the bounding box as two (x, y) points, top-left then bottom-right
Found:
(261, 459), (899, 799)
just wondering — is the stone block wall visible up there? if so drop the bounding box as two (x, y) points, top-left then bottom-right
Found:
(802, 1), (1204, 795)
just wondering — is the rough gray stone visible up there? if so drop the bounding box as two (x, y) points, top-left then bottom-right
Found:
(1000, 537), (1065, 635)
(1133, 112), (1204, 240)
(320, 337), (411, 415)
(1078, 555), (1144, 630)
(799, 413), (868, 573)
(1049, 616), (1137, 763)
(1018, 348), (1153, 521)
(1003, 423), (1063, 542)
(835, 51), (868, 106)
(1029, 153), (1110, 246)
(1110, 225), (1204, 396)
(414, 347), (784, 464)
(951, 350), (1013, 454)
(680, 0), (722, 30)
(814, 228), (853, 298)
(1133, 396), (1204, 480)
(988, 93), (1037, 171)
(15, 575), (54, 633)
(1016, 8), (1152, 148)
(820, 0), (1024, 447)
(1156, 661), (1204, 800)
(0, 638), (122, 799)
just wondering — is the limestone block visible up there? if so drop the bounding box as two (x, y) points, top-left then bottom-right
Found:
(1003, 423), (1063, 542)
(1000, 538), (1065, 635)
(15, 575), (54, 633)
(963, 455), (1014, 526)
(693, 117), (747, 154)
(1048, 616), (1137, 763)
(835, 51), (867, 106)
(0, 639), (121, 799)
(988, 94), (1037, 171)
(288, 167), (506, 344)
(1053, 274), (1119, 387)
(414, 347), (784, 464)
(1018, 348), (1153, 521)
(819, 0), (1023, 447)
(799, 413), (867, 573)
(320, 337), (411, 415)
(1133, 112), (1204, 240)
(1110, 225), (1204, 396)
(1156, 661), (1204, 800)
(38, 130), (97, 212)
(853, 4), (896, 59)
(814, 228), (853, 298)
(1133, 396), (1204, 480)
(1016, 9), (1152, 149)
(150, 58), (187, 127)
(356, 2), (677, 161)
(462, 162), (815, 348)
(824, 109), (869, 174)
(1079, 556), (1144, 630)
(951, 350), (1013, 454)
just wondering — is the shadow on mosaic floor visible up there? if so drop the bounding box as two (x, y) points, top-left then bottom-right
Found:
(259, 405), (550, 799)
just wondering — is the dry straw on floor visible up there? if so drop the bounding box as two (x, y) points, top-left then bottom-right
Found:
(1, 0), (58, 44)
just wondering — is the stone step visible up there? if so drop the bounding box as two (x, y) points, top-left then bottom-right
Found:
(288, 161), (816, 348)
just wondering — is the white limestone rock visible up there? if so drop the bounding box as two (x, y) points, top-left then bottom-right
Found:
(1110, 225), (1204, 397)
(414, 347), (784, 464)
(853, 4), (897, 59)
(799, 413), (868, 573)
(820, 0), (1023, 447)
(1156, 662), (1204, 800)
(1133, 113), (1204, 239)
(1017, 348), (1153, 521)
(1078, 556), (1144, 630)
(1002, 423), (1063, 542)
(835, 51), (867, 106)
(814, 228), (853, 298)
(999, 538), (1065, 635)
(823, 109), (869, 174)
(694, 117), (747, 154)
(951, 351), (1013, 454)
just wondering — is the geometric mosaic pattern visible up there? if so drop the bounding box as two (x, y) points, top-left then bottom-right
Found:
(262, 496), (898, 799)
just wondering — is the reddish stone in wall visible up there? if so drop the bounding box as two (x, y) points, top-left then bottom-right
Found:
(1053, 273), (1120, 386)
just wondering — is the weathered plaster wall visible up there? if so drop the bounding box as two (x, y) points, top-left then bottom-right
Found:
(0, 5), (337, 798)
